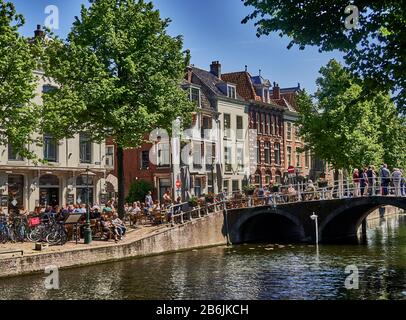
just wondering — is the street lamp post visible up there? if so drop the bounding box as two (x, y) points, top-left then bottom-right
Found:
(211, 156), (215, 194)
(84, 166), (92, 244)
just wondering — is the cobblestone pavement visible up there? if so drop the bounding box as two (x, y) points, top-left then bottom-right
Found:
(0, 224), (167, 259)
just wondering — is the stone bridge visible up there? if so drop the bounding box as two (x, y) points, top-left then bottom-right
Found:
(224, 197), (406, 244)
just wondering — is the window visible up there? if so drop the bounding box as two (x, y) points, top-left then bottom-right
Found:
(237, 145), (244, 171)
(232, 180), (239, 192)
(278, 117), (283, 136)
(305, 150), (310, 168)
(295, 125), (301, 142)
(205, 143), (215, 170)
(261, 113), (266, 134)
(265, 174), (271, 185)
(274, 143), (281, 165)
(224, 146), (232, 172)
(264, 142), (270, 164)
(190, 87), (200, 107)
(208, 175), (214, 193)
(287, 146), (292, 166)
(157, 142), (170, 167)
(236, 116), (243, 140)
(287, 122), (292, 140)
(193, 142), (202, 168)
(105, 146), (114, 167)
(266, 114), (270, 135)
(201, 116), (213, 139)
(76, 176), (94, 205)
(296, 149), (301, 167)
(256, 141), (261, 164)
(8, 144), (23, 161)
(227, 85), (236, 99)
(271, 115), (276, 135)
(255, 171), (261, 185)
(224, 114), (231, 138)
(223, 180), (229, 193)
(42, 85), (56, 93)
(79, 133), (92, 164)
(194, 178), (202, 197)
(43, 133), (58, 162)
(141, 151), (149, 169)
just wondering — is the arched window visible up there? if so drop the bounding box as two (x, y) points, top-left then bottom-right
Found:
(274, 143), (281, 165)
(275, 170), (282, 184)
(265, 170), (272, 185)
(39, 175), (59, 187)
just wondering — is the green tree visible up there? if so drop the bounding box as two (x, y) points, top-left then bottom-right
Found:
(242, 0), (406, 112)
(42, 0), (194, 217)
(125, 180), (153, 204)
(298, 59), (405, 171)
(0, 1), (40, 158)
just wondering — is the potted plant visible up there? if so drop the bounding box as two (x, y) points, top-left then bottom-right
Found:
(272, 183), (281, 193)
(188, 196), (198, 208)
(317, 179), (328, 188)
(243, 185), (256, 195)
(205, 192), (215, 203)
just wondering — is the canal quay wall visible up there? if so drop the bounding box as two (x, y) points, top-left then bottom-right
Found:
(0, 211), (227, 278)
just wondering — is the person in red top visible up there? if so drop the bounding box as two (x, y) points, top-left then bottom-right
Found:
(353, 168), (360, 197)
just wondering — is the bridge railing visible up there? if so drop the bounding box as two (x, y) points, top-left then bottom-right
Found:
(163, 177), (405, 226)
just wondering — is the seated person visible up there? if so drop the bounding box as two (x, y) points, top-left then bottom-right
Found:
(90, 206), (101, 219)
(111, 213), (126, 239)
(287, 185), (297, 202)
(305, 180), (318, 200)
(100, 216), (118, 242)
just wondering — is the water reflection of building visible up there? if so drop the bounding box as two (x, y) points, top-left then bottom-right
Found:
(0, 71), (114, 213)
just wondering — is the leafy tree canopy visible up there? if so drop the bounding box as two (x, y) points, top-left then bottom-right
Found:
(242, 0), (406, 112)
(42, 0), (194, 147)
(125, 179), (153, 203)
(297, 59), (406, 171)
(0, 1), (41, 159)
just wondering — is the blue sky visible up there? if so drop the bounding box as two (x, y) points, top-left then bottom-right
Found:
(12, 0), (343, 94)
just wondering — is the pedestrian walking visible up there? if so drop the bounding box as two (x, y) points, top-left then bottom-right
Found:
(392, 168), (402, 196)
(380, 164), (391, 196)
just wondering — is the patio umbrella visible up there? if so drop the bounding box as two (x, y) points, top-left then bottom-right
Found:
(216, 163), (223, 193)
(181, 166), (191, 201)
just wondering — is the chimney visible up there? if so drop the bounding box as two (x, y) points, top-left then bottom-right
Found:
(186, 66), (193, 83)
(273, 83), (281, 100)
(34, 25), (44, 38)
(210, 61), (221, 79)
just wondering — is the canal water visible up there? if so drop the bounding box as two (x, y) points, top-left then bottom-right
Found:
(1, 212), (406, 300)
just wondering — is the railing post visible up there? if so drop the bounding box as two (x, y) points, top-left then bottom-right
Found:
(171, 206), (174, 226)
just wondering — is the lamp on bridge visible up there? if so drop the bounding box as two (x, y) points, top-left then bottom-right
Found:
(310, 212), (319, 245)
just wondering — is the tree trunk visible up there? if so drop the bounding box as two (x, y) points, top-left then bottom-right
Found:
(117, 145), (125, 219)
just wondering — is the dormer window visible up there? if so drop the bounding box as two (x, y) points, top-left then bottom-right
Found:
(227, 85), (236, 99)
(189, 87), (201, 107)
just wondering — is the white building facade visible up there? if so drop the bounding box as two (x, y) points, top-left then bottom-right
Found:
(0, 71), (113, 213)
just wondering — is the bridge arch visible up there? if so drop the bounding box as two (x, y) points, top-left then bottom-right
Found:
(228, 207), (305, 244)
(319, 197), (406, 243)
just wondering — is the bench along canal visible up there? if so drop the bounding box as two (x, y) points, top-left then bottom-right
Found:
(1, 212), (406, 300)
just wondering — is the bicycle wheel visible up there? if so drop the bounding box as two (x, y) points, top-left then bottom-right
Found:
(0, 228), (7, 243)
(45, 231), (63, 245)
(15, 225), (26, 242)
(27, 227), (42, 242)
